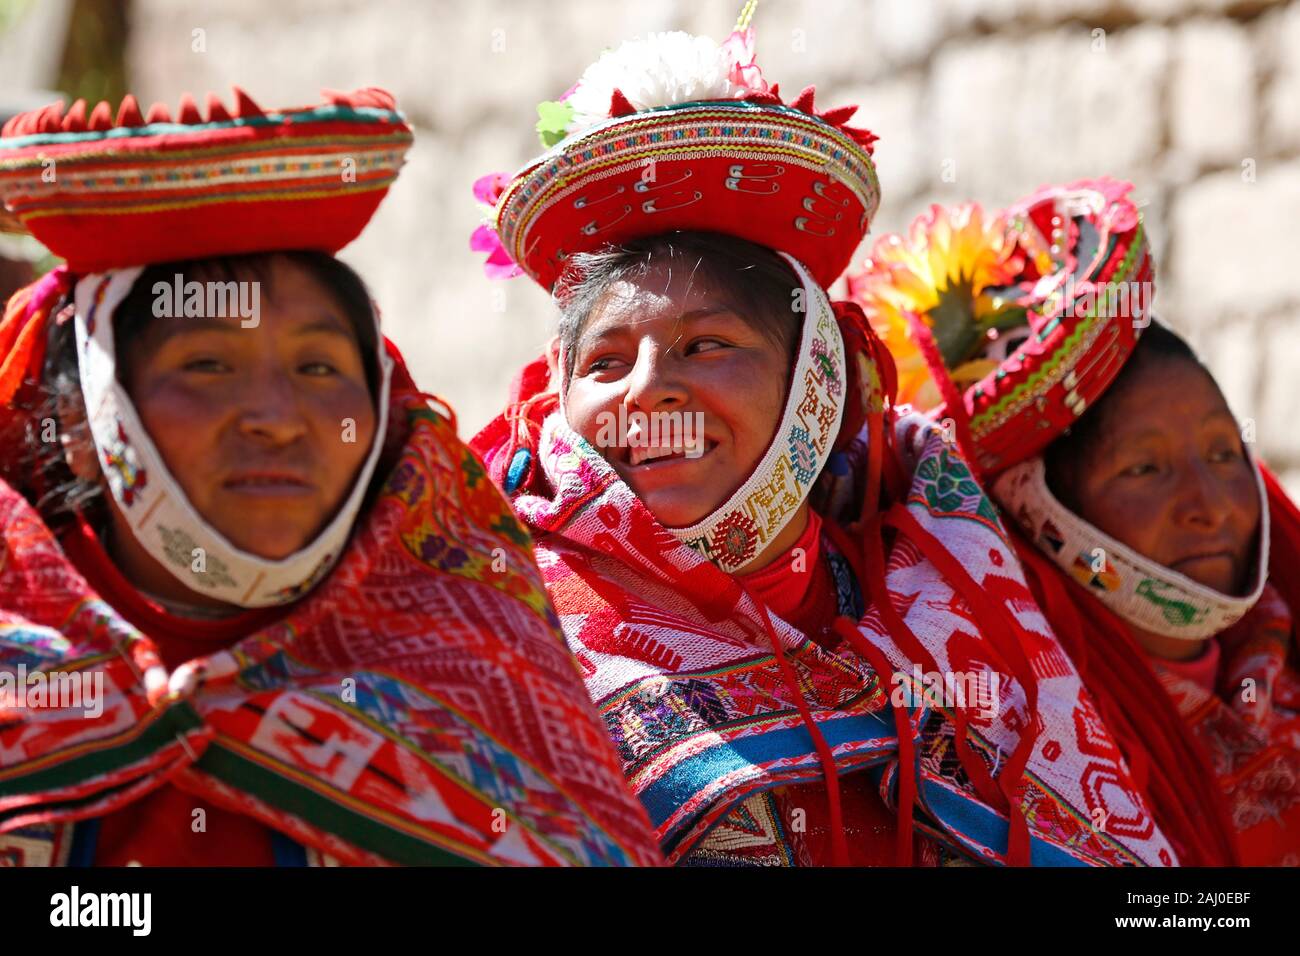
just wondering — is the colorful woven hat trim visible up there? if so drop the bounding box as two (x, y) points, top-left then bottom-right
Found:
(993, 454), (1269, 640)
(474, 14), (879, 292)
(0, 88), (412, 273)
(848, 177), (1152, 475)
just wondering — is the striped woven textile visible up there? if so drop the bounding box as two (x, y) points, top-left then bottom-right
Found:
(0, 366), (663, 867)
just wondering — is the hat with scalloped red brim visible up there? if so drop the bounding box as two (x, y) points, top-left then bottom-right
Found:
(482, 23), (880, 293)
(0, 87), (412, 273)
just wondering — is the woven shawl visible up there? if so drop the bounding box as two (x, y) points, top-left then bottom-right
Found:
(497, 406), (1177, 866)
(0, 376), (662, 867)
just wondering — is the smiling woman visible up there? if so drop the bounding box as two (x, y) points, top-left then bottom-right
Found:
(470, 17), (1173, 868)
(557, 232), (800, 547)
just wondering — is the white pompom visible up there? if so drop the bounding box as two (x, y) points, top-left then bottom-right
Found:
(565, 32), (751, 135)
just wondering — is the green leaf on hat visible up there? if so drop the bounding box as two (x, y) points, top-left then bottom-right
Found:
(535, 100), (575, 149)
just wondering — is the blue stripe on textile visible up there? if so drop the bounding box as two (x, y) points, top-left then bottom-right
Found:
(918, 775), (1090, 867)
(271, 829), (309, 867)
(67, 818), (98, 867)
(640, 709), (898, 832)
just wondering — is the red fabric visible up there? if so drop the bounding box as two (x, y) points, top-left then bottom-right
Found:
(776, 775), (939, 866)
(736, 511), (839, 649)
(1013, 531), (1240, 865)
(1157, 581), (1300, 866)
(1154, 640), (1221, 696)
(738, 513), (947, 866)
(95, 786), (277, 867)
(58, 511), (285, 670)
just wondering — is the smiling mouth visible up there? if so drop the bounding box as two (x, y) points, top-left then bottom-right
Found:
(625, 440), (718, 468)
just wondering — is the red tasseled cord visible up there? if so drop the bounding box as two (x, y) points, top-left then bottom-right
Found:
(739, 582), (850, 867)
(826, 517), (921, 865)
(821, 385), (1045, 864)
(906, 308), (980, 468)
(889, 507), (1041, 865)
(824, 401), (935, 864)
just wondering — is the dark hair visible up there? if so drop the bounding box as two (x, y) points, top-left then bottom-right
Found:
(553, 230), (802, 384)
(1043, 319), (1220, 509)
(26, 250), (378, 526)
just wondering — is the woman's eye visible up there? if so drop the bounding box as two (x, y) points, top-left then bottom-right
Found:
(182, 358), (229, 373)
(299, 361), (339, 376)
(687, 338), (728, 354)
(1121, 462), (1157, 478)
(1208, 446), (1241, 464)
(586, 356), (626, 373)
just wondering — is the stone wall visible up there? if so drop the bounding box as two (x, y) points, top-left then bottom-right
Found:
(125, 0), (1300, 486)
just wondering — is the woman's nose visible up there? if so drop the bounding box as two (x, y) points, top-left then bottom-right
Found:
(1172, 457), (1233, 530)
(236, 368), (308, 445)
(623, 345), (688, 411)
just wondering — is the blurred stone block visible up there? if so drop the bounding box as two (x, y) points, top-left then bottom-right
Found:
(1169, 162), (1300, 324)
(1264, 1), (1300, 151)
(1170, 19), (1255, 169)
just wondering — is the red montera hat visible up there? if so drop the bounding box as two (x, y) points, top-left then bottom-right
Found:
(474, 13), (879, 291)
(0, 87), (412, 273)
(848, 177), (1153, 474)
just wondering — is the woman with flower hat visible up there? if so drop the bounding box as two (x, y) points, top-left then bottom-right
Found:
(849, 177), (1300, 866)
(0, 87), (661, 867)
(470, 11), (1171, 866)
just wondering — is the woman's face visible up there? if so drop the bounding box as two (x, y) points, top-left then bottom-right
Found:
(1059, 358), (1260, 595)
(121, 256), (378, 561)
(564, 261), (793, 528)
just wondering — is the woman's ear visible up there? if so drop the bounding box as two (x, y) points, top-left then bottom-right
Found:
(545, 334), (563, 392)
(55, 393), (100, 483)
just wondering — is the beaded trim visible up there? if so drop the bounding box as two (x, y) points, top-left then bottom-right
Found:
(994, 454), (1269, 640)
(669, 253), (847, 573)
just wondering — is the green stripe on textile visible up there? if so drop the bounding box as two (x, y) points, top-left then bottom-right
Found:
(0, 701), (202, 796)
(197, 742), (485, 867)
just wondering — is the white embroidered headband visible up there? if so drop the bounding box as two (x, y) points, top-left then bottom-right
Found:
(993, 454), (1270, 640)
(74, 267), (394, 608)
(669, 253), (846, 572)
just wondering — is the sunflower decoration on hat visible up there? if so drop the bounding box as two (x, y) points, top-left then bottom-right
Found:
(471, 0), (881, 293)
(847, 177), (1153, 475)
(0, 86), (412, 608)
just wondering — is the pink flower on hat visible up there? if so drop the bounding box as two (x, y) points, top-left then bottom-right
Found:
(470, 171), (522, 280)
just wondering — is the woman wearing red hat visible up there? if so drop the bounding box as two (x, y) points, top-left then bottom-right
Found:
(469, 12), (1172, 867)
(849, 177), (1300, 866)
(0, 88), (661, 867)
